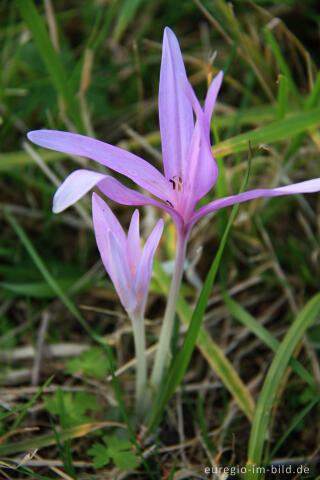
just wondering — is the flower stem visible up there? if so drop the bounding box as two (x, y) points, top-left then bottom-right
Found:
(130, 311), (147, 418)
(150, 230), (188, 392)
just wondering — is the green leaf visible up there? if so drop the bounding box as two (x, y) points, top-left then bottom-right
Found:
(0, 279), (78, 298)
(213, 107), (320, 158)
(65, 347), (110, 378)
(103, 435), (139, 470)
(112, 451), (140, 470)
(103, 435), (131, 451)
(44, 391), (99, 427)
(0, 150), (64, 172)
(75, 392), (100, 412)
(88, 443), (110, 469)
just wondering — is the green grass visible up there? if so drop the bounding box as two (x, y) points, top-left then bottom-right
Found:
(1, 0), (320, 478)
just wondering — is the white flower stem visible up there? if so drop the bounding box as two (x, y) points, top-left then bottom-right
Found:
(150, 230), (188, 392)
(130, 311), (147, 418)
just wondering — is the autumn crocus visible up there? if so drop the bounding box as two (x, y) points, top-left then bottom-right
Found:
(92, 193), (163, 413)
(27, 27), (320, 391)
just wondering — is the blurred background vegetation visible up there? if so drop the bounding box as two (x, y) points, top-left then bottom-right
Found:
(1, 0), (320, 478)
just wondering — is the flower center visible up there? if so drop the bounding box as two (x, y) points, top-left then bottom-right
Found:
(169, 175), (183, 192)
(167, 175), (185, 213)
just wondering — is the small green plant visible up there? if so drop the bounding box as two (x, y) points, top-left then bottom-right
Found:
(64, 347), (110, 378)
(88, 434), (139, 470)
(44, 390), (100, 427)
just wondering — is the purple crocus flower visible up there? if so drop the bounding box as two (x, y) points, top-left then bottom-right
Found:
(26, 26), (320, 396)
(92, 193), (163, 318)
(92, 193), (163, 412)
(27, 27), (320, 239)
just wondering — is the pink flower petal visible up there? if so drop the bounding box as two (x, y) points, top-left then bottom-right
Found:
(107, 230), (137, 313)
(92, 194), (136, 312)
(180, 79), (219, 214)
(191, 178), (320, 226)
(134, 218), (164, 314)
(127, 209), (141, 271)
(92, 192), (126, 255)
(97, 175), (184, 230)
(27, 130), (171, 202)
(159, 27), (194, 180)
(52, 169), (106, 213)
(204, 71), (223, 126)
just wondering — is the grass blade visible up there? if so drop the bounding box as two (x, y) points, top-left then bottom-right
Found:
(223, 293), (318, 389)
(267, 391), (320, 462)
(264, 27), (301, 103)
(213, 107), (320, 158)
(9, 377), (54, 432)
(1, 279), (83, 298)
(0, 422), (126, 456)
(0, 150), (64, 172)
(245, 292), (320, 479)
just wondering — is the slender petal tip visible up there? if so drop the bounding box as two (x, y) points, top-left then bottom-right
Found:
(27, 129), (59, 149)
(52, 169), (107, 214)
(163, 26), (174, 38)
(217, 70), (224, 80)
(160, 25), (194, 181)
(26, 130), (37, 142)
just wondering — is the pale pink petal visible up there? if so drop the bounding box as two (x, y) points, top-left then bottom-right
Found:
(27, 130), (171, 202)
(180, 79), (219, 213)
(92, 193), (126, 255)
(52, 169), (106, 213)
(92, 194), (136, 312)
(191, 178), (320, 226)
(127, 209), (141, 271)
(134, 218), (164, 314)
(107, 230), (137, 313)
(97, 175), (184, 230)
(159, 27), (194, 180)
(204, 71), (223, 126)
(97, 175), (158, 206)
(52, 168), (165, 218)
(179, 120), (202, 218)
